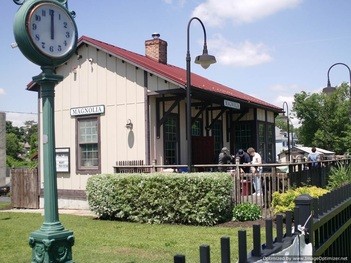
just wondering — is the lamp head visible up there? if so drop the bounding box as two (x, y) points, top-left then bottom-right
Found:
(323, 80), (336, 95)
(125, 119), (133, 129)
(194, 44), (216, 69)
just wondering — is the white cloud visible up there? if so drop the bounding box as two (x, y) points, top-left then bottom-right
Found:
(5, 112), (37, 127)
(0, 88), (5, 96)
(192, 0), (302, 27)
(269, 84), (299, 106)
(208, 34), (272, 67)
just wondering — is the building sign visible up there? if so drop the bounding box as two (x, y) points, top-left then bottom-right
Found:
(224, 99), (240, 110)
(70, 105), (105, 116)
(56, 148), (70, 173)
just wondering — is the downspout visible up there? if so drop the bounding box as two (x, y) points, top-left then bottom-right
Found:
(144, 71), (150, 165)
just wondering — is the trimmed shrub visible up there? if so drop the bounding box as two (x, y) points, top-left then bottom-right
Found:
(86, 173), (233, 226)
(232, 203), (261, 222)
(271, 186), (329, 215)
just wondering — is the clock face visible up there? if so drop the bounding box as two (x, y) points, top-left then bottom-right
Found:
(27, 2), (77, 58)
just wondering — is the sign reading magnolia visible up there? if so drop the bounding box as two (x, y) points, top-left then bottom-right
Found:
(70, 105), (105, 116)
(224, 99), (240, 109)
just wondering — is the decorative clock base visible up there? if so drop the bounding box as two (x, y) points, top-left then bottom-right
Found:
(29, 225), (74, 263)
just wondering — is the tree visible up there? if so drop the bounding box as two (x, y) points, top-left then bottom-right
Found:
(6, 133), (21, 159)
(5, 120), (38, 167)
(293, 83), (351, 154)
(6, 121), (22, 139)
(275, 115), (295, 135)
(22, 120), (38, 144)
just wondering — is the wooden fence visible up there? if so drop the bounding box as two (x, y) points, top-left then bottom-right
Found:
(231, 171), (288, 218)
(11, 168), (39, 209)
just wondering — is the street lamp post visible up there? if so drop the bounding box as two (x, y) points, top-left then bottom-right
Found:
(186, 17), (216, 172)
(282, 101), (290, 163)
(323, 63), (351, 116)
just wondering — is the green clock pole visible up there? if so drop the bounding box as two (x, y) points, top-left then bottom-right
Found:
(13, 0), (77, 262)
(28, 66), (74, 263)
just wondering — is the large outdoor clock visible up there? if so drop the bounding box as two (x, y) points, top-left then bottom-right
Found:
(13, 0), (78, 66)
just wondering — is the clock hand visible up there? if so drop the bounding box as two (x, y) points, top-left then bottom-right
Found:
(50, 9), (54, 40)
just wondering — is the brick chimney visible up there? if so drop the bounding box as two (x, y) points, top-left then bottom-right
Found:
(145, 33), (167, 64)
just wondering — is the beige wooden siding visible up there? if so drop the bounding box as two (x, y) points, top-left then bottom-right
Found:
(49, 45), (146, 190)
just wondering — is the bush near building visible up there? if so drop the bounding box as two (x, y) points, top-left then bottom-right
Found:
(271, 186), (329, 215)
(86, 173), (233, 226)
(232, 203), (261, 222)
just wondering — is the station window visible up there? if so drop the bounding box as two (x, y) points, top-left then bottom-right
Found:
(76, 117), (100, 173)
(163, 114), (179, 165)
(212, 120), (222, 157)
(191, 119), (203, 136)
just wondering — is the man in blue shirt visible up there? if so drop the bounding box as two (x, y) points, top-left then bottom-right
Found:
(307, 146), (319, 168)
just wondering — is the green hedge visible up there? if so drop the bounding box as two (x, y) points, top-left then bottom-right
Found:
(86, 173), (233, 226)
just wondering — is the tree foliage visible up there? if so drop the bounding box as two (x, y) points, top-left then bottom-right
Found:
(6, 133), (21, 159)
(293, 83), (351, 154)
(5, 120), (38, 167)
(275, 115), (295, 136)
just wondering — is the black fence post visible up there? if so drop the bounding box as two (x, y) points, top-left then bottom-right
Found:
(294, 194), (313, 244)
(200, 245), (210, 263)
(276, 214), (283, 243)
(174, 254), (186, 263)
(286, 211), (292, 237)
(252, 224), (261, 257)
(238, 230), (247, 263)
(294, 206), (299, 234)
(220, 236), (230, 263)
(265, 219), (273, 249)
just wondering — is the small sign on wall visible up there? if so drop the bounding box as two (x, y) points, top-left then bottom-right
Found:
(56, 148), (70, 173)
(224, 99), (240, 110)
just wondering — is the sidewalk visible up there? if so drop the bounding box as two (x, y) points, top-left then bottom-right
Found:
(0, 208), (97, 217)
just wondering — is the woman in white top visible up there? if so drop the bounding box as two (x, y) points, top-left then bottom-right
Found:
(247, 147), (262, 195)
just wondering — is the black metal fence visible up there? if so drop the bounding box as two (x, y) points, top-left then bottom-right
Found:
(173, 183), (351, 262)
(288, 158), (350, 188)
(309, 183), (351, 258)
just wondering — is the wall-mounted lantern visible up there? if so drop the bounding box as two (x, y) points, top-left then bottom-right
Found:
(126, 119), (133, 129)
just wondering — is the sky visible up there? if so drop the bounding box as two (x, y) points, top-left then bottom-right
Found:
(2, 0), (351, 127)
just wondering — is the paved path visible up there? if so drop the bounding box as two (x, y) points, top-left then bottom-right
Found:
(0, 208), (97, 217)
(1, 197), (96, 217)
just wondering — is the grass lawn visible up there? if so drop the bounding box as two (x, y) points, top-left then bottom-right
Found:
(0, 211), (259, 263)
(0, 201), (11, 210)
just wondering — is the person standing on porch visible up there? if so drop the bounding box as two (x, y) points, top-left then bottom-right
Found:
(247, 147), (262, 195)
(307, 146), (320, 168)
(235, 149), (251, 173)
(218, 147), (233, 172)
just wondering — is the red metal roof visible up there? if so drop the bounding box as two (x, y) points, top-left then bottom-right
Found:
(77, 35), (280, 111)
